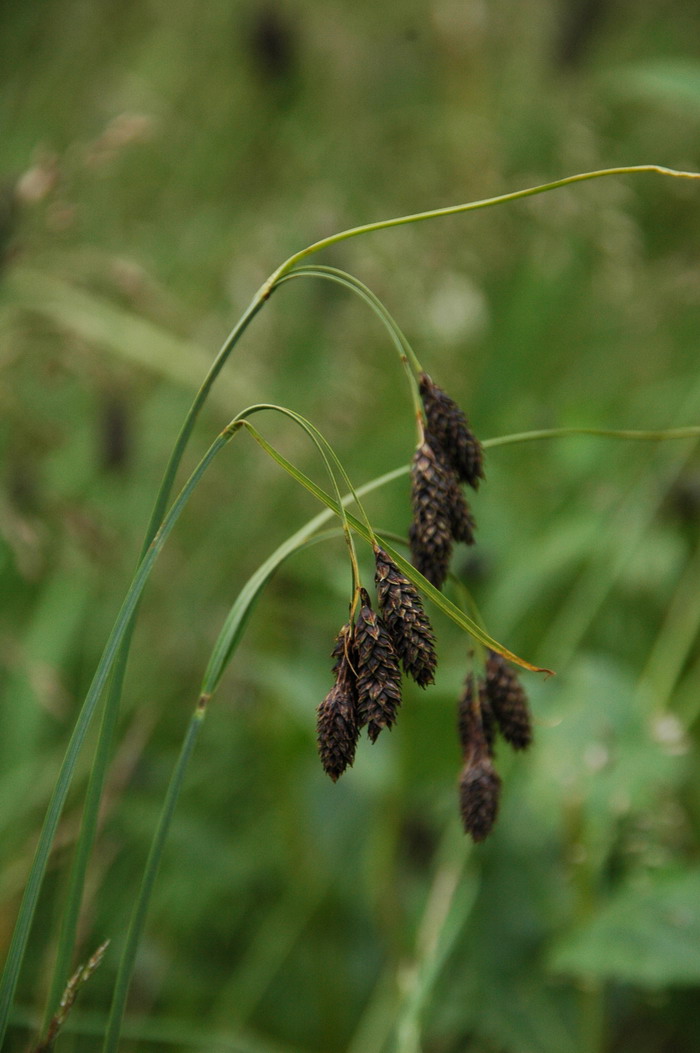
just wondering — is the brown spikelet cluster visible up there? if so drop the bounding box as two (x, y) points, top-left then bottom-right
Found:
(408, 374), (483, 590)
(355, 588), (402, 742)
(314, 373), (533, 841)
(455, 653), (533, 841)
(317, 557), (440, 779)
(374, 545), (437, 687)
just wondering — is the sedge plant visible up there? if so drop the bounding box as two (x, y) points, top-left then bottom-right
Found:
(2, 164), (700, 1052)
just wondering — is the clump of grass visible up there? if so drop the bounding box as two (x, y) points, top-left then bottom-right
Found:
(1, 163), (699, 1052)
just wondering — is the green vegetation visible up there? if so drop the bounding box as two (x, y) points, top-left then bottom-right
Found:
(3, 3), (700, 1051)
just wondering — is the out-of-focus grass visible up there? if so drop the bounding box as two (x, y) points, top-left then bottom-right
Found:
(2, 2), (700, 1051)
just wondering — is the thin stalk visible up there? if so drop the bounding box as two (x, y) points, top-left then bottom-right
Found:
(278, 266), (424, 414)
(102, 700), (207, 1053)
(284, 263), (426, 440)
(485, 425), (700, 447)
(262, 165), (700, 291)
(233, 402), (367, 582)
(42, 649), (127, 1031)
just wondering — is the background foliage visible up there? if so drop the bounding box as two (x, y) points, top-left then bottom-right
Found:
(2, 1), (700, 1050)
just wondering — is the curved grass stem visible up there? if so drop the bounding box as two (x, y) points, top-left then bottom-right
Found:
(277, 266), (424, 426)
(263, 165), (700, 291)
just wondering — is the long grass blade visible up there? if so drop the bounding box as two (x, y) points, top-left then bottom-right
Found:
(0, 431), (233, 1046)
(102, 705), (206, 1053)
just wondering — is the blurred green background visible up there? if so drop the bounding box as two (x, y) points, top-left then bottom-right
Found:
(3, 1), (700, 1051)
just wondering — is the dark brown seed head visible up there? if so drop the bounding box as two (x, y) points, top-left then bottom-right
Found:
(408, 522), (452, 592)
(410, 440), (455, 590)
(485, 650), (532, 750)
(316, 680), (359, 781)
(354, 588), (402, 742)
(459, 755), (501, 842)
(374, 546), (437, 687)
(419, 372), (485, 489)
(457, 673), (496, 758)
(317, 624), (359, 781)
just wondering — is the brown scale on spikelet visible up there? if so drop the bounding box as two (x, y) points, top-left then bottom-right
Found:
(374, 546), (437, 687)
(446, 472), (476, 546)
(485, 649), (533, 750)
(409, 440), (456, 589)
(457, 673), (496, 758)
(316, 623), (359, 781)
(419, 372), (485, 489)
(354, 588), (402, 742)
(458, 754), (501, 842)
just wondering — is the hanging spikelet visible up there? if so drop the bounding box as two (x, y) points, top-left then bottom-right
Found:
(354, 588), (402, 742)
(419, 372), (485, 489)
(316, 623), (359, 781)
(458, 755), (501, 842)
(409, 440), (455, 589)
(374, 546), (437, 687)
(485, 649), (533, 750)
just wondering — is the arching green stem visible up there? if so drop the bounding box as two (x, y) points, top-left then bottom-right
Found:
(262, 165), (700, 293)
(278, 264), (425, 442)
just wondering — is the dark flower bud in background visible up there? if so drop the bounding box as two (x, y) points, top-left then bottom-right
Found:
(354, 588), (402, 742)
(459, 755), (501, 842)
(485, 649), (533, 750)
(374, 546), (437, 687)
(316, 623), (359, 781)
(419, 372), (484, 490)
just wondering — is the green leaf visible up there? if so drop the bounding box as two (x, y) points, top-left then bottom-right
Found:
(550, 869), (700, 986)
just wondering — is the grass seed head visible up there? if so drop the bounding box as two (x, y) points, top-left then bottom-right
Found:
(354, 587), (402, 742)
(374, 546), (437, 687)
(419, 372), (485, 489)
(317, 623), (359, 781)
(409, 441), (456, 589)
